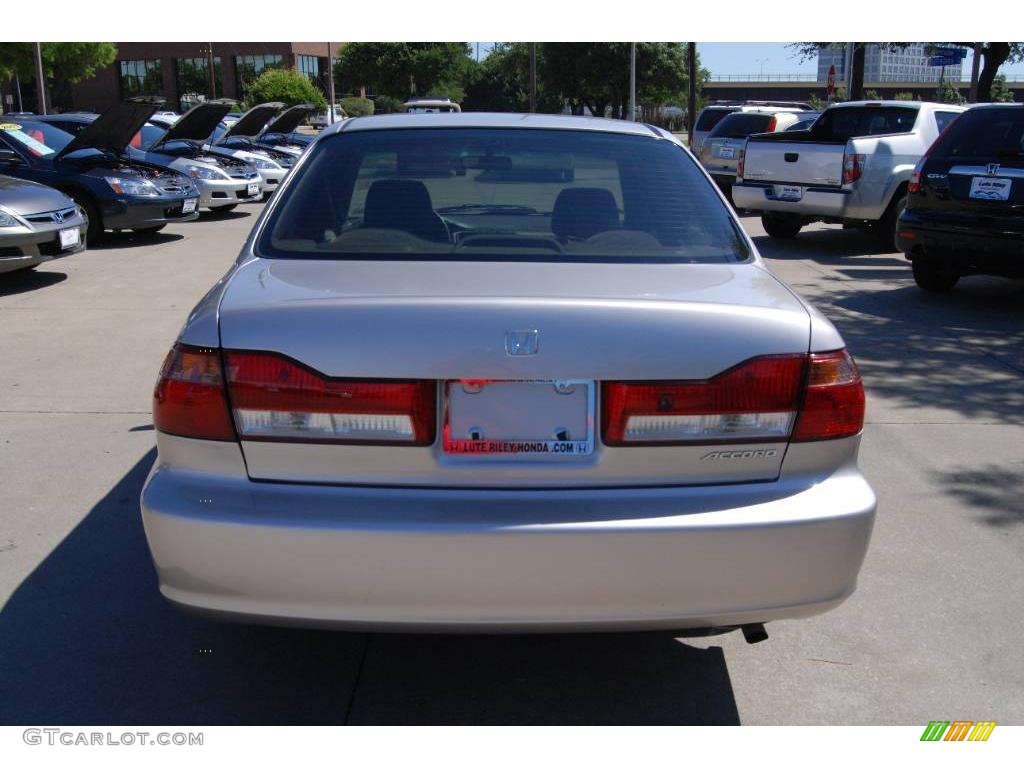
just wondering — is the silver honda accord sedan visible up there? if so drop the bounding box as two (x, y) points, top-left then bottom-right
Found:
(141, 113), (875, 636)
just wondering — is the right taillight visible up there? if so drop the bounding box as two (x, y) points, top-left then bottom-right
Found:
(791, 349), (865, 442)
(224, 351), (436, 445)
(736, 146), (746, 180)
(908, 157), (925, 194)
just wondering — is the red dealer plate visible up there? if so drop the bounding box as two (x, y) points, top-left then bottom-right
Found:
(443, 379), (594, 457)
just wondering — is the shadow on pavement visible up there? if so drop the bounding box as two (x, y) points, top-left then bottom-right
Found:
(933, 464), (1024, 528)
(90, 232), (185, 251)
(0, 269), (67, 297)
(198, 210), (252, 222)
(752, 225), (894, 261)
(0, 450), (740, 725)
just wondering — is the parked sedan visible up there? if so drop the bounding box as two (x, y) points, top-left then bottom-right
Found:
(897, 103), (1024, 291)
(0, 174), (87, 274)
(0, 109), (198, 243)
(141, 113), (875, 637)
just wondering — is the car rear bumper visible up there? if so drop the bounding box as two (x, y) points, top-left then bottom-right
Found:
(102, 196), (200, 229)
(140, 437), (876, 632)
(733, 183), (869, 219)
(897, 209), (1024, 258)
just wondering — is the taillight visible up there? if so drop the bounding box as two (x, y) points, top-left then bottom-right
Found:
(908, 158), (925, 194)
(601, 355), (806, 445)
(153, 344), (236, 441)
(225, 351), (436, 445)
(602, 349), (865, 446)
(736, 147), (746, 180)
(766, 116), (778, 132)
(842, 151), (866, 185)
(791, 349), (864, 442)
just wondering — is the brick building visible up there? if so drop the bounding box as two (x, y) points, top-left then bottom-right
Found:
(65, 42), (335, 113)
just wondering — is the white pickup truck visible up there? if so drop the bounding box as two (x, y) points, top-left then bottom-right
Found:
(732, 101), (965, 245)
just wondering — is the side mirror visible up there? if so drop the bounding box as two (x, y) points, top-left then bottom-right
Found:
(0, 148), (23, 165)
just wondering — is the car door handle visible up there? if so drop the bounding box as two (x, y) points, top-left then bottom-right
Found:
(784, 153), (799, 163)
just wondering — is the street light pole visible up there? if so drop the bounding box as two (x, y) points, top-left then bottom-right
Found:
(529, 43), (537, 113)
(629, 43), (636, 121)
(327, 42), (336, 124)
(34, 42), (47, 115)
(687, 43), (697, 146)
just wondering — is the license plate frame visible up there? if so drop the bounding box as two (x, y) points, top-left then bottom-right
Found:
(773, 184), (804, 202)
(182, 198), (197, 214)
(58, 227), (79, 250)
(442, 379), (595, 457)
(969, 176), (1011, 201)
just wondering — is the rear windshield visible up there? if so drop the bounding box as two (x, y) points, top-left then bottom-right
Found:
(258, 128), (749, 263)
(811, 106), (919, 141)
(695, 108), (738, 132)
(930, 108), (1024, 162)
(709, 113), (772, 139)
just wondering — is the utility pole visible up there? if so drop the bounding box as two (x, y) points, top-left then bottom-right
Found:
(687, 42), (697, 146)
(327, 42), (336, 123)
(968, 43), (982, 103)
(529, 43), (537, 113)
(629, 43), (637, 121)
(206, 43), (216, 99)
(34, 42), (47, 115)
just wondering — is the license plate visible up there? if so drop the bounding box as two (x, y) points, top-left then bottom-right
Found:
(773, 184), (803, 202)
(443, 379), (594, 457)
(969, 176), (1011, 201)
(717, 145), (735, 159)
(247, 182), (260, 197)
(58, 227), (79, 250)
(182, 198), (197, 214)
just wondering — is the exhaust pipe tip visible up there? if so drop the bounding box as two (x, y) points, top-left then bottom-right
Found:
(741, 623), (769, 644)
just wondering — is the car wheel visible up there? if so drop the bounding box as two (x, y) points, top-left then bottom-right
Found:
(761, 213), (802, 238)
(912, 256), (959, 292)
(68, 192), (102, 245)
(877, 193), (907, 251)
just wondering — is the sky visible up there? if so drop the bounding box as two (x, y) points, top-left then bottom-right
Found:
(471, 43), (1024, 80)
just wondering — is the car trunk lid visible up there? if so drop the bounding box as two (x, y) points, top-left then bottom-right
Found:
(217, 258), (812, 488)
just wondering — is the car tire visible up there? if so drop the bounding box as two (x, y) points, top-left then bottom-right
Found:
(912, 256), (959, 292)
(761, 213), (802, 239)
(877, 193), (907, 251)
(68, 191), (102, 245)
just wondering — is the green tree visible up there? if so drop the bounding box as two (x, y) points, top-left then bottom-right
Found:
(540, 43), (697, 119)
(990, 73), (1016, 102)
(334, 43), (471, 99)
(339, 96), (374, 117)
(244, 67), (326, 110)
(0, 42), (117, 111)
(936, 79), (966, 104)
(461, 43), (561, 113)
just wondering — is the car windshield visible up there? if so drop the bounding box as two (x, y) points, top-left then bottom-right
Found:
(709, 113), (773, 139)
(695, 108), (737, 132)
(811, 106), (919, 140)
(259, 127), (750, 263)
(932, 108), (1024, 162)
(0, 120), (73, 157)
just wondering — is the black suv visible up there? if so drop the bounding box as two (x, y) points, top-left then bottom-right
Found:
(897, 103), (1024, 292)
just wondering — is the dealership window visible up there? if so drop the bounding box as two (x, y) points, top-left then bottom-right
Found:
(235, 54), (283, 97)
(119, 59), (163, 98)
(297, 54), (320, 83)
(175, 57), (223, 104)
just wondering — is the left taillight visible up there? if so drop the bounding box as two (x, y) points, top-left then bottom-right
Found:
(224, 351), (436, 445)
(153, 344), (236, 441)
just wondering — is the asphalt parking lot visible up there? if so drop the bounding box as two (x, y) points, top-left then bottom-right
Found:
(1, 203), (1022, 725)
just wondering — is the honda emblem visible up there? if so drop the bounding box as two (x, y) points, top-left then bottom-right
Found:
(505, 330), (539, 356)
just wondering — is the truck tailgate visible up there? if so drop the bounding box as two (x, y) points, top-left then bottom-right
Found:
(742, 135), (846, 188)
